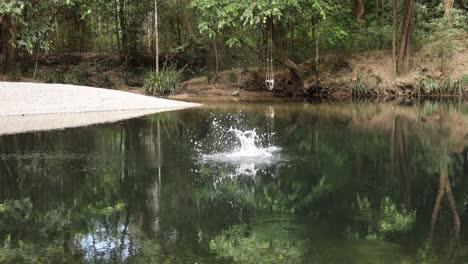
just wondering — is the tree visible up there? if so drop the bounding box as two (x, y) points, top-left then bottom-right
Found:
(444, 0), (455, 16)
(392, 0), (398, 72)
(355, 0), (365, 26)
(155, 0), (159, 74)
(190, 0), (237, 80)
(396, 0), (415, 74)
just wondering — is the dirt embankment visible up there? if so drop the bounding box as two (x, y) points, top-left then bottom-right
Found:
(180, 31), (468, 101)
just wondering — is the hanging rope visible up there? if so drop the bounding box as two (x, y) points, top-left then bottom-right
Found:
(265, 17), (275, 91)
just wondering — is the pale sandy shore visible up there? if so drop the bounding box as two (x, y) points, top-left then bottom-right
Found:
(0, 82), (200, 135)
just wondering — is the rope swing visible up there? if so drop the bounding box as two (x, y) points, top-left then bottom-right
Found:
(265, 17), (275, 91)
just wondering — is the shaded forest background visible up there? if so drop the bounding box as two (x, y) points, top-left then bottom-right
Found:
(0, 0), (467, 95)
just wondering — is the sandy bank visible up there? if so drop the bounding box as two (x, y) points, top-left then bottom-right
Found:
(0, 82), (200, 135)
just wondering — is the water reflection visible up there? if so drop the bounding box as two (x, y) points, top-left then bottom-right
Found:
(0, 101), (468, 263)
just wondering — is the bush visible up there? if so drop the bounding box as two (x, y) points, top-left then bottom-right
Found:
(143, 69), (181, 96)
(416, 7), (467, 74)
(98, 73), (113, 87)
(46, 70), (80, 85)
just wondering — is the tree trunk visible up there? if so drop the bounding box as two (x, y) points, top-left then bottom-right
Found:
(33, 45), (40, 80)
(213, 36), (219, 80)
(380, 0), (385, 19)
(314, 22), (320, 87)
(119, 0), (128, 63)
(54, 16), (60, 50)
(114, 0), (121, 56)
(444, 0), (455, 16)
(148, 13), (152, 54)
(356, 0), (366, 25)
(0, 15), (12, 74)
(155, 0), (159, 74)
(175, 0), (182, 45)
(271, 19), (305, 90)
(273, 44), (304, 88)
(397, 0), (415, 74)
(376, 0), (379, 17)
(392, 0), (398, 73)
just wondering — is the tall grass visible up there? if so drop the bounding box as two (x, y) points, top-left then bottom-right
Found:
(144, 69), (181, 96)
(351, 73), (382, 97)
(417, 75), (468, 96)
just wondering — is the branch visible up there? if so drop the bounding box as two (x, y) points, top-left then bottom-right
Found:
(273, 43), (304, 81)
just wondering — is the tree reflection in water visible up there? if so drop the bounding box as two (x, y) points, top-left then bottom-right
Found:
(0, 101), (468, 263)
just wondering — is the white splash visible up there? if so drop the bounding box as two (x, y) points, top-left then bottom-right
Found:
(202, 128), (280, 165)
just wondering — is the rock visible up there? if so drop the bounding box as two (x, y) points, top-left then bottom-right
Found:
(232, 90), (240, 96)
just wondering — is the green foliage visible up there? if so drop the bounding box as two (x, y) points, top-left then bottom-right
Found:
(417, 6), (468, 74)
(0, 0), (71, 55)
(144, 69), (182, 96)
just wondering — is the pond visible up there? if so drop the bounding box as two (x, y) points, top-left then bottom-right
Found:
(1, 101), (468, 263)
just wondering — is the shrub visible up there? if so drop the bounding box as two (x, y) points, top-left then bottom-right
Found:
(98, 73), (113, 87)
(46, 70), (80, 85)
(417, 7), (467, 74)
(143, 69), (181, 96)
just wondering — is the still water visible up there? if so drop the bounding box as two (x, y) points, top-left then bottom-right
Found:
(1, 101), (468, 263)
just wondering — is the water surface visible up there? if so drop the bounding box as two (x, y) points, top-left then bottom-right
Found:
(1, 101), (468, 263)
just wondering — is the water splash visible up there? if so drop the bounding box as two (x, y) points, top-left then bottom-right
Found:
(202, 127), (280, 165)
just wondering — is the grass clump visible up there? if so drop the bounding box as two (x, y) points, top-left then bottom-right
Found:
(417, 75), (468, 96)
(143, 69), (181, 96)
(352, 72), (382, 97)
